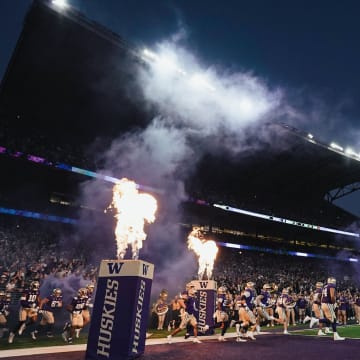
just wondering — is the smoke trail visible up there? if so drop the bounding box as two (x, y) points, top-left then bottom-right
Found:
(77, 38), (286, 300)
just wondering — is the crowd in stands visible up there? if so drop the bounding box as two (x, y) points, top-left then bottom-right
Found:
(0, 217), (98, 305)
(1, 215), (359, 306)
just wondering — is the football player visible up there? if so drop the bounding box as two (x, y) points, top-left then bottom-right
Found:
(31, 288), (63, 339)
(236, 294), (257, 341)
(211, 286), (229, 341)
(255, 284), (282, 327)
(320, 277), (344, 340)
(167, 285), (202, 344)
(75, 283), (95, 338)
(0, 291), (11, 339)
(8, 280), (40, 344)
(305, 281), (331, 335)
(62, 288), (88, 344)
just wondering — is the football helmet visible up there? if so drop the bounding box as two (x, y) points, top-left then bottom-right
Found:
(327, 277), (336, 285)
(315, 281), (323, 288)
(86, 283), (95, 294)
(53, 288), (62, 297)
(159, 289), (168, 300)
(218, 286), (227, 294)
(186, 282), (197, 296)
(78, 288), (88, 298)
(246, 281), (255, 288)
(263, 284), (271, 290)
(30, 281), (40, 290)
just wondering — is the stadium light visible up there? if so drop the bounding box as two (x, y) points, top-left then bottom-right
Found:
(330, 142), (344, 152)
(295, 252), (308, 257)
(52, 0), (69, 8)
(142, 48), (186, 76)
(345, 147), (358, 157)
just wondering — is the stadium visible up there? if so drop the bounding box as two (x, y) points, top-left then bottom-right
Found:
(0, 0), (360, 359)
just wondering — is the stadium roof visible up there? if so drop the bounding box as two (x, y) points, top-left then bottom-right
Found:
(1, 0), (360, 229)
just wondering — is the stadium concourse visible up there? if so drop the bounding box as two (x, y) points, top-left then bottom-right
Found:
(0, 332), (359, 360)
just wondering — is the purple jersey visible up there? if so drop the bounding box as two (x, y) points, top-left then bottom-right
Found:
(259, 290), (271, 307)
(321, 283), (336, 304)
(217, 293), (227, 311)
(244, 287), (255, 310)
(43, 294), (63, 312)
(185, 296), (197, 315)
(70, 296), (87, 314)
(20, 289), (39, 308)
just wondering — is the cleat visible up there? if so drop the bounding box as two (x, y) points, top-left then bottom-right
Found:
(303, 315), (311, 324)
(236, 336), (247, 342)
(166, 335), (172, 344)
(62, 332), (68, 342)
(63, 322), (69, 331)
(309, 317), (319, 329)
(283, 330), (290, 335)
(184, 333), (190, 339)
(317, 330), (326, 336)
(333, 332), (345, 341)
(8, 332), (15, 344)
(30, 331), (37, 340)
(18, 323), (26, 335)
(324, 327), (333, 334)
(68, 337), (73, 344)
(193, 337), (202, 343)
(230, 320), (236, 327)
(247, 331), (256, 340)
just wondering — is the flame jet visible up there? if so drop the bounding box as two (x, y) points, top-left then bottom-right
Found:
(187, 228), (218, 280)
(108, 178), (157, 260)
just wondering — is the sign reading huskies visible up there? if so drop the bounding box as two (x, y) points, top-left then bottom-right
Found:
(191, 280), (217, 335)
(86, 260), (154, 360)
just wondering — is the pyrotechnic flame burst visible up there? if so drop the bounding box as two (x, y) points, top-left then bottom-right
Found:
(187, 228), (218, 280)
(108, 178), (157, 260)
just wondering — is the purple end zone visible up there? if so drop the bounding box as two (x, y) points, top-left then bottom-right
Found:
(3, 334), (358, 360)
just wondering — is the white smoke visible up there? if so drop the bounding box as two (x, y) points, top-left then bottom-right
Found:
(85, 39), (287, 299)
(139, 42), (282, 140)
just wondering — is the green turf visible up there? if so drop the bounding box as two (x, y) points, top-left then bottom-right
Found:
(295, 324), (360, 339)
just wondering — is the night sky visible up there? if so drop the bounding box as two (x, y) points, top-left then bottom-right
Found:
(1, 0), (360, 215)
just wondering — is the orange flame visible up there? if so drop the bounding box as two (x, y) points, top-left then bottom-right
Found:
(187, 228), (218, 280)
(109, 178), (157, 260)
